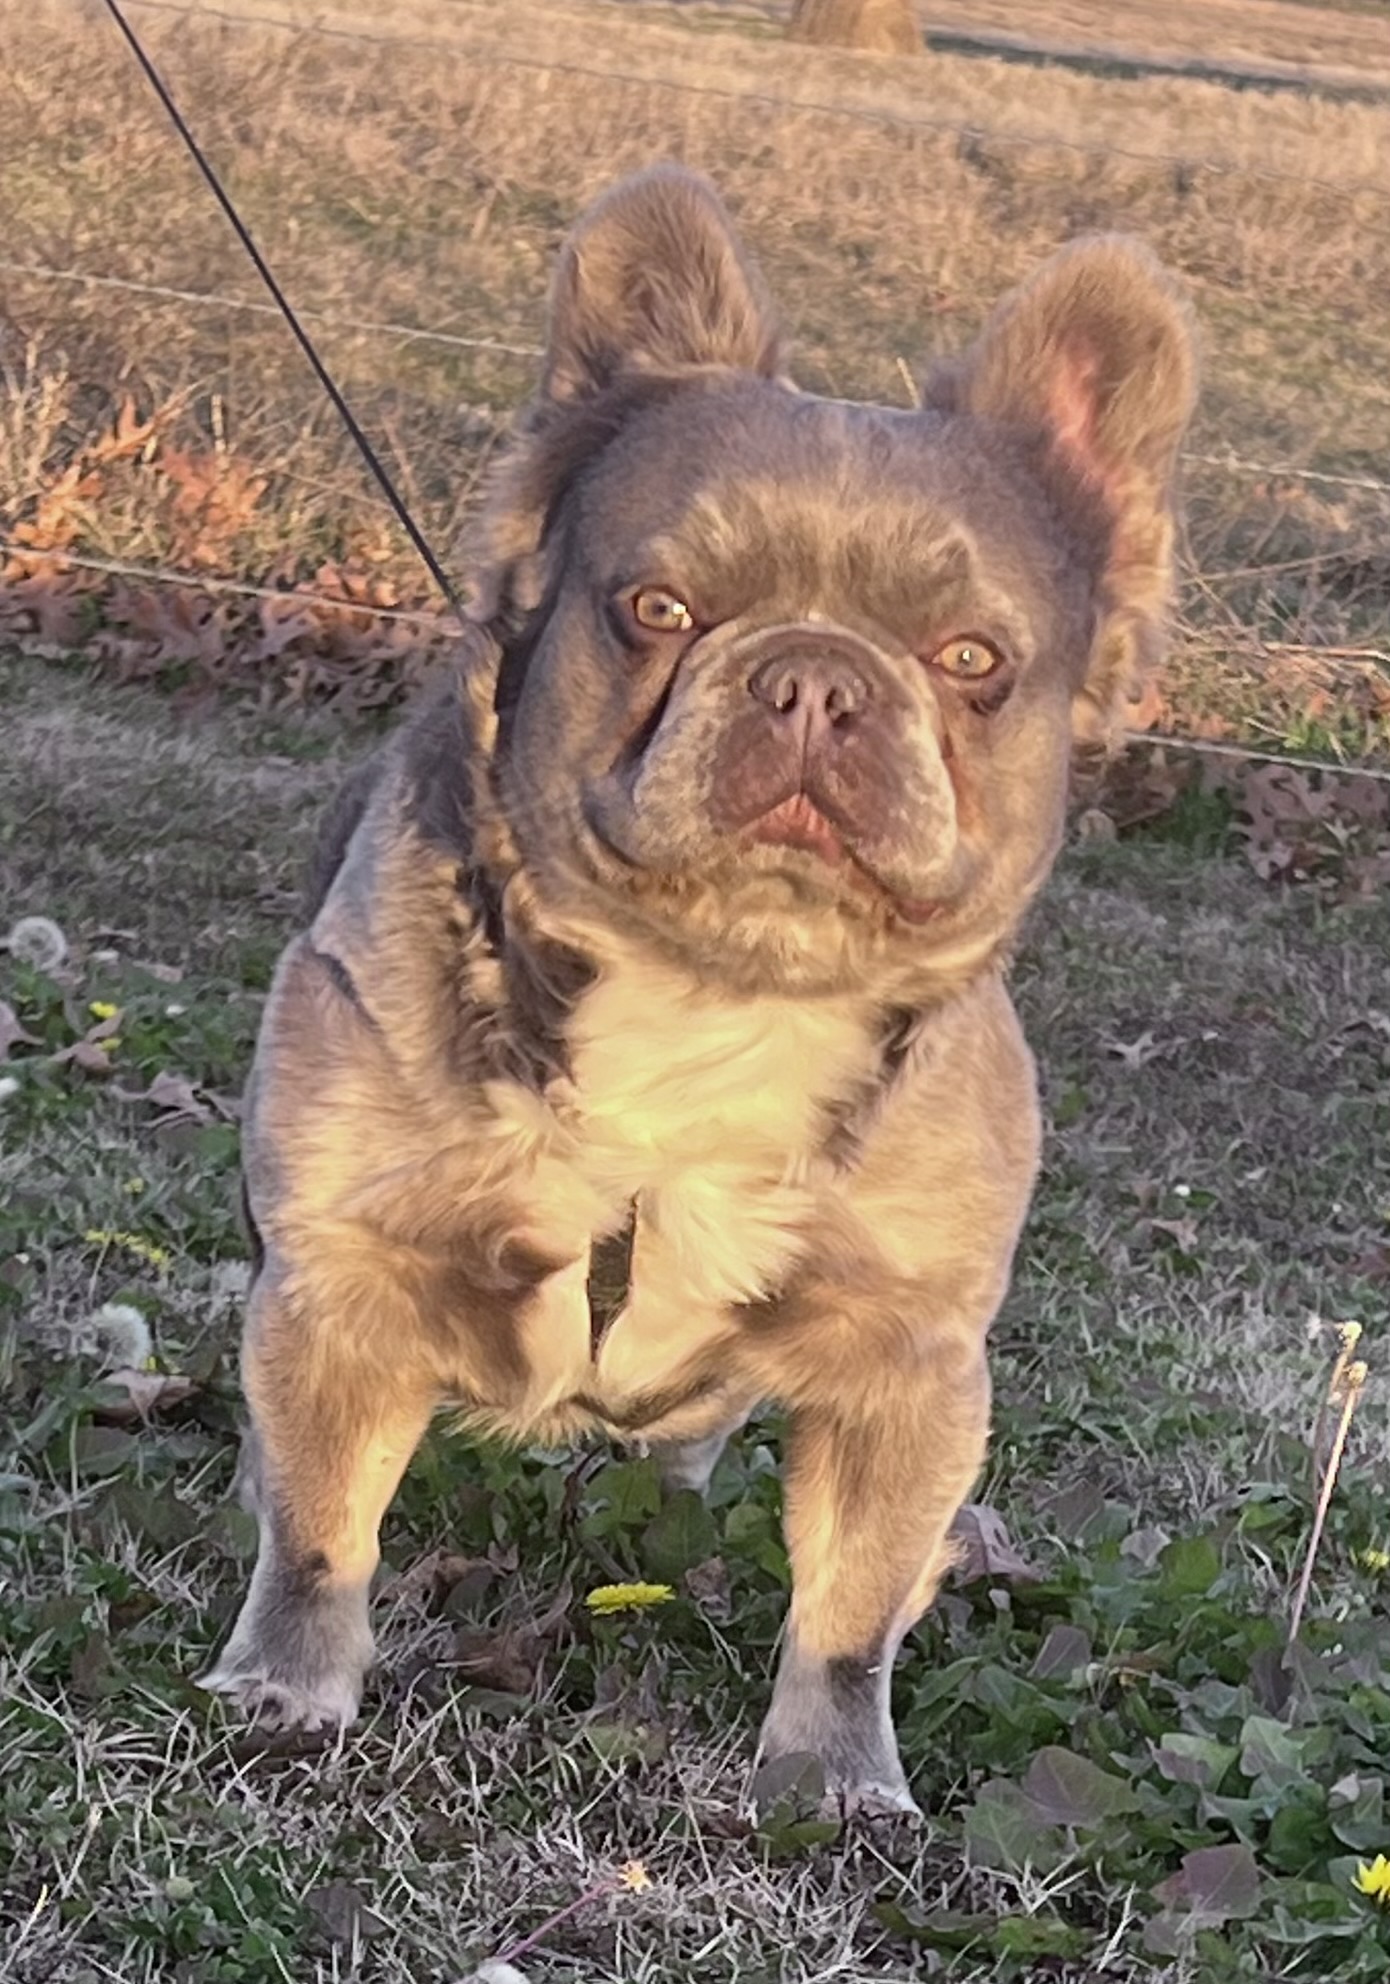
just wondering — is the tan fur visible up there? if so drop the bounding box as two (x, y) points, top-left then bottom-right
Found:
(204, 167), (1197, 1811)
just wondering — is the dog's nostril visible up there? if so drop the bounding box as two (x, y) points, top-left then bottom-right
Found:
(748, 654), (870, 719)
(749, 659), (799, 713)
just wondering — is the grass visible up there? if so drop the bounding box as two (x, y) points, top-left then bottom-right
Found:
(3, 0), (1390, 1971)
(916, 0), (1390, 87)
(3, 0), (1389, 758)
(2, 655), (1389, 1981)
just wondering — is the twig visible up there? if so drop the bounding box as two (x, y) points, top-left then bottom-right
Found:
(1289, 1337), (1369, 1648)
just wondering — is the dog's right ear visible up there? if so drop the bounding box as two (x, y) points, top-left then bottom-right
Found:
(542, 165), (783, 402)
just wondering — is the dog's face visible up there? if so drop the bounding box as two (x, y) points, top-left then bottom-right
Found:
(476, 169), (1196, 998)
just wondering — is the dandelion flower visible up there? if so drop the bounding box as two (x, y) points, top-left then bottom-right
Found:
(1358, 1548), (1390, 1574)
(89, 1001), (120, 1021)
(584, 1582), (675, 1615)
(83, 1228), (172, 1272)
(1353, 1855), (1390, 1907)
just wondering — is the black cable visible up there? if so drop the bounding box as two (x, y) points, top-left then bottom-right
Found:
(99, 0), (469, 621)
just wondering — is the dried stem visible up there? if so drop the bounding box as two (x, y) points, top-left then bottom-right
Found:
(1290, 1351), (1369, 1648)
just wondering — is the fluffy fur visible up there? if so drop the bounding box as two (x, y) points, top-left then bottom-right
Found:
(203, 165), (1197, 1811)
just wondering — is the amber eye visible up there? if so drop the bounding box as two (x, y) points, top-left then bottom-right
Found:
(630, 586), (695, 634)
(930, 636), (1004, 680)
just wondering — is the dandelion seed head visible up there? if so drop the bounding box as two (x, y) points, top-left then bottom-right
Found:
(5, 916), (68, 970)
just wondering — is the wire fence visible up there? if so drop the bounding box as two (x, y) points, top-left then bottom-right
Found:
(7, 0), (1387, 782)
(6, 535), (1389, 786)
(119, 0), (1390, 206)
(8, 257), (1390, 507)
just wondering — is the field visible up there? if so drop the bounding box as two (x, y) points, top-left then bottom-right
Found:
(2, 0), (1390, 1979)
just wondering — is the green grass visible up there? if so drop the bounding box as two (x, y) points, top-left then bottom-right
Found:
(2, 655), (1389, 1981)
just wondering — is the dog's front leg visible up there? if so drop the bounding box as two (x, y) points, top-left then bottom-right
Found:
(201, 1273), (438, 1732)
(759, 1346), (990, 1815)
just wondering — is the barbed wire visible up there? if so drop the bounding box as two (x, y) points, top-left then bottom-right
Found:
(10, 257), (1390, 505)
(4, 538), (1388, 784)
(120, 0), (1390, 206)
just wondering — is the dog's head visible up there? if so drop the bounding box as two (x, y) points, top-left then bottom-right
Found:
(470, 166), (1197, 998)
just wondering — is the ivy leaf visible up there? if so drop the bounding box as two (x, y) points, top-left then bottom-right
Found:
(640, 1491), (718, 1584)
(1152, 1842), (1261, 1925)
(1022, 1747), (1141, 1827)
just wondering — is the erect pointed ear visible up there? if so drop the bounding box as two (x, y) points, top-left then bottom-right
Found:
(542, 164), (783, 403)
(923, 236), (1199, 749)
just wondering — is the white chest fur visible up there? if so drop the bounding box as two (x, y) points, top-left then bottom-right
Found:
(489, 945), (878, 1424)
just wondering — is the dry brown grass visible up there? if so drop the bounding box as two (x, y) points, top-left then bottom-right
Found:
(920, 0), (1390, 90)
(3, 0), (1388, 747)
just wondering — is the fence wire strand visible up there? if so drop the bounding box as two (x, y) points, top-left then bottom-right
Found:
(118, 0), (1390, 206)
(8, 257), (1390, 504)
(5, 538), (1389, 785)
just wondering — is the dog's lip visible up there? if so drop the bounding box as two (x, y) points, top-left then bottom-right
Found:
(745, 793), (945, 924)
(747, 792), (847, 864)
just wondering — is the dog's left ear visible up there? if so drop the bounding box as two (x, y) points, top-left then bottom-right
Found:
(924, 237), (1198, 749)
(543, 164), (783, 402)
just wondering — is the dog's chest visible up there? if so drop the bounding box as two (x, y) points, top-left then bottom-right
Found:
(496, 959), (879, 1422)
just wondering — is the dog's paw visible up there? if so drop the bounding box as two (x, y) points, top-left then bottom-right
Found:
(198, 1655), (363, 1733)
(833, 1777), (923, 1823)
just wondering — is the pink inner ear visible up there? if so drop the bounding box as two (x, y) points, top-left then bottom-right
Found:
(1044, 343), (1122, 516)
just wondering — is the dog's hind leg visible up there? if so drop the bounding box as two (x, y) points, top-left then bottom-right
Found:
(758, 1346), (990, 1815)
(201, 1271), (438, 1732)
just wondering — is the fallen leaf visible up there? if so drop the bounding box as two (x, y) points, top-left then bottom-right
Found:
(112, 1070), (215, 1124)
(304, 1882), (390, 1945)
(684, 1555), (732, 1622)
(0, 1001), (40, 1060)
(93, 1369), (198, 1424)
(949, 1503), (1039, 1584)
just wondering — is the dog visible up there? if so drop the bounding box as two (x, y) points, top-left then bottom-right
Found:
(202, 164), (1197, 1813)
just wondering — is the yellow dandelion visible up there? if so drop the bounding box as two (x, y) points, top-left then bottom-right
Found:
(584, 1582), (675, 1615)
(1358, 1547), (1390, 1574)
(89, 1001), (120, 1021)
(617, 1861), (651, 1894)
(1353, 1855), (1390, 1907)
(83, 1228), (173, 1272)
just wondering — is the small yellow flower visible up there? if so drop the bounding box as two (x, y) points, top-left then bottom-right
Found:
(1358, 1547), (1390, 1574)
(124, 1178), (146, 1196)
(99, 1036), (122, 1054)
(89, 1001), (120, 1021)
(1353, 1854), (1390, 1907)
(617, 1861), (651, 1893)
(83, 1228), (172, 1272)
(584, 1582), (675, 1615)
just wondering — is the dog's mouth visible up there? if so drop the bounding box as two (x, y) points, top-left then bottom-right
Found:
(746, 792), (943, 925)
(749, 791), (846, 864)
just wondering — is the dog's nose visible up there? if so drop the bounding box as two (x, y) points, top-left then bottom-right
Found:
(747, 651), (870, 723)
